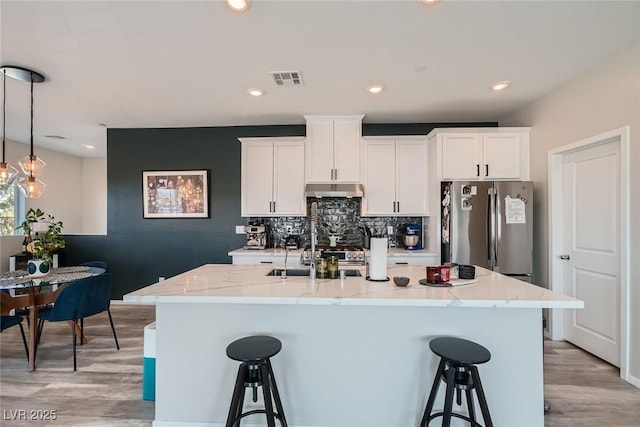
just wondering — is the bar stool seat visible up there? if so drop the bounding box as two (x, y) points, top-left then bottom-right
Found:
(225, 335), (287, 427)
(420, 337), (493, 427)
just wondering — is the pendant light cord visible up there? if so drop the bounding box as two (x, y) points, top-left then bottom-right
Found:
(2, 70), (5, 163)
(30, 75), (34, 159)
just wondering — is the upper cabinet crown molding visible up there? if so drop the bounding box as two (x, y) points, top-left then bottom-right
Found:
(239, 136), (306, 217)
(304, 115), (364, 183)
(427, 127), (530, 181)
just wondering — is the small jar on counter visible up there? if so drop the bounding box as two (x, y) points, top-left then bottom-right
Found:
(317, 258), (328, 279)
(328, 256), (339, 279)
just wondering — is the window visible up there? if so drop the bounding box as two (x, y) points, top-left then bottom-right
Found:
(0, 181), (25, 236)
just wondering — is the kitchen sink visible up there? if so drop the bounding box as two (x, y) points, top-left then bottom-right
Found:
(266, 268), (362, 277)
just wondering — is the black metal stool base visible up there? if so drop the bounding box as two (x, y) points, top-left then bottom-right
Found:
(226, 336), (287, 427)
(420, 337), (494, 427)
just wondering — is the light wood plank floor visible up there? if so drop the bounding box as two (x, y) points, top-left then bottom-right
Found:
(2, 305), (639, 426)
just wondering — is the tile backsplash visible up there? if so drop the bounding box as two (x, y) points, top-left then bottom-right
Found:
(249, 198), (425, 249)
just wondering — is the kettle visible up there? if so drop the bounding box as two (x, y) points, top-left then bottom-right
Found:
(328, 235), (340, 247)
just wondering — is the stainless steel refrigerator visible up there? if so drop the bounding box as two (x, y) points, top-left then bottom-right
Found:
(441, 181), (533, 283)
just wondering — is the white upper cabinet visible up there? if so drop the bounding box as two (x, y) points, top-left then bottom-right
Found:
(362, 136), (429, 216)
(304, 115), (363, 183)
(240, 137), (305, 217)
(429, 128), (530, 181)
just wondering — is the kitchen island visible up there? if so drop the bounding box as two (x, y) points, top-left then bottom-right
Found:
(124, 264), (582, 427)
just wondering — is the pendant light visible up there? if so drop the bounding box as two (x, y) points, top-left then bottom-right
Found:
(0, 69), (19, 185)
(0, 66), (46, 198)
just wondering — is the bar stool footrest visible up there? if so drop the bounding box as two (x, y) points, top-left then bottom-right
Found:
(427, 411), (485, 427)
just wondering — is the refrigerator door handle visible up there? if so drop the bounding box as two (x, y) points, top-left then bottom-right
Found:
(487, 188), (494, 268)
(494, 190), (499, 267)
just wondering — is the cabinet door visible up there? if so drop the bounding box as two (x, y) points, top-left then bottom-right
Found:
(241, 142), (274, 216)
(333, 118), (362, 182)
(483, 133), (522, 179)
(273, 141), (305, 216)
(441, 133), (483, 180)
(305, 118), (334, 182)
(362, 140), (396, 216)
(396, 139), (429, 215)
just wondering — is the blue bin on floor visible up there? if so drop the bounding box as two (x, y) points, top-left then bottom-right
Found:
(143, 322), (156, 401)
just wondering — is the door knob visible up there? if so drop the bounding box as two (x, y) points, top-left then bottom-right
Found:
(559, 254), (570, 260)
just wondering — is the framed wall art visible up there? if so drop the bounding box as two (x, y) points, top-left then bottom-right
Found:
(143, 170), (209, 218)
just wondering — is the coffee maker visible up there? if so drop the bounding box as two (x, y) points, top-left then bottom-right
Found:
(244, 225), (267, 250)
(402, 224), (422, 250)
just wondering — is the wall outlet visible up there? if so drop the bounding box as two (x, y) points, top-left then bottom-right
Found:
(235, 225), (246, 234)
(387, 225), (394, 235)
(159, 276), (165, 281)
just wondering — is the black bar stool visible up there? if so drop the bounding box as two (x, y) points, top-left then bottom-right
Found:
(420, 337), (493, 427)
(225, 335), (287, 427)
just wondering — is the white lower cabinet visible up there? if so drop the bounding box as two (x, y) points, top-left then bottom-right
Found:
(229, 249), (303, 266)
(387, 254), (439, 266)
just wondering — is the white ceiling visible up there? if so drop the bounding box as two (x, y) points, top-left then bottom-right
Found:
(1, 0), (639, 158)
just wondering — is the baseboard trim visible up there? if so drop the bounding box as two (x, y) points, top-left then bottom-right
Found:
(625, 374), (640, 389)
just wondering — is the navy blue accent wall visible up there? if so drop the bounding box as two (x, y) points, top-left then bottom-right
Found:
(63, 121), (496, 299)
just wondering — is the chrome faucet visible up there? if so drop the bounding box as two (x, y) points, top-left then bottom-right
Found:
(309, 201), (318, 279)
(281, 248), (289, 279)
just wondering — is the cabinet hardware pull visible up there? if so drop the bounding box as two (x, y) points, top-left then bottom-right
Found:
(395, 262), (409, 265)
(476, 164), (480, 177)
(397, 201), (400, 212)
(260, 261), (273, 264)
(272, 201), (276, 212)
(560, 254), (570, 260)
(485, 164), (489, 177)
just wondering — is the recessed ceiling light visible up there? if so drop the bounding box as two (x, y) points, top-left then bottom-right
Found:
(247, 88), (264, 97)
(491, 80), (510, 91)
(226, 0), (250, 12)
(84, 144), (96, 150)
(367, 84), (385, 94)
(421, 0), (440, 5)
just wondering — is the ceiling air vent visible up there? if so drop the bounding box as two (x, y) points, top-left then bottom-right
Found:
(44, 135), (67, 140)
(270, 70), (303, 86)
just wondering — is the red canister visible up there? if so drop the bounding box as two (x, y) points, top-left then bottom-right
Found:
(439, 265), (451, 283)
(426, 266), (440, 284)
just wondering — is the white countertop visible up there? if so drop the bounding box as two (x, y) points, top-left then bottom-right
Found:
(124, 264), (583, 309)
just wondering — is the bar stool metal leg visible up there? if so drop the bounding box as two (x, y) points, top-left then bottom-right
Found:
(420, 358), (446, 426)
(470, 366), (493, 427)
(441, 365), (456, 427)
(266, 359), (288, 427)
(227, 364), (247, 427)
(259, 363), (277, 427)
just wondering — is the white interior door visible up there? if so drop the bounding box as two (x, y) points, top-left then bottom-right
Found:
(561, 140), (620, 366)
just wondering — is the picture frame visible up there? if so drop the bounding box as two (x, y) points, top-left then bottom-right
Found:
(142, 170), (209, 218)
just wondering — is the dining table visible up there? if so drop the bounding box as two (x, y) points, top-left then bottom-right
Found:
(0, 266), (105, 371)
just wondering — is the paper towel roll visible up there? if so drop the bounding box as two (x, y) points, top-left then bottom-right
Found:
(369, 237), (388, 280)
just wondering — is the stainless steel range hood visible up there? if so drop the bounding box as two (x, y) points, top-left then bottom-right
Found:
(305, 183), (364, 198)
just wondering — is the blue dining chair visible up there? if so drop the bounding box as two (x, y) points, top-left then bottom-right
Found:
(80, 261), (108, 271)
(37, 273), (119, 371)
(0, 315), (29, 357)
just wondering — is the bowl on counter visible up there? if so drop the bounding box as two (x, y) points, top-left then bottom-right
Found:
(393, 276), (410, 287)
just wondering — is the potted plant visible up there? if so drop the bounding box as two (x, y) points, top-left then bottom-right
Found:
(16, 208), (66, 276)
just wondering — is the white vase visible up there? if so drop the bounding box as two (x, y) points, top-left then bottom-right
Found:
(27, 259), (50, 277)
